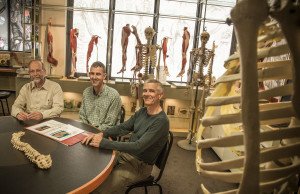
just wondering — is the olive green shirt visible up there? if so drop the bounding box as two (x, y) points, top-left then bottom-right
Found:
(100, 107), (169, 165)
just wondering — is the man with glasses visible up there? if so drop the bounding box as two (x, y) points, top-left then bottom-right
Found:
(11, 60), (64, 121)
(79, 61), (122, 131)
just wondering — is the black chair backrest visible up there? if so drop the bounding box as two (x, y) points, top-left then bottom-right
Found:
(154, 131), (173, 182)
(120, 105), (126, 123)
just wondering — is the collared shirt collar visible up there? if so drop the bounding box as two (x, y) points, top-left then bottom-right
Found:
(93, 84), (107, 96)
(30, 78), (49, 91)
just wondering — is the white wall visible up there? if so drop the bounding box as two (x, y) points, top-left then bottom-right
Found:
(40, 0), (67, 76)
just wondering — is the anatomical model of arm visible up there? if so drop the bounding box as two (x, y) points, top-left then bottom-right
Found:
(162, 37), (170, 76)
(118, 24), (131, 74)
(70, 28), (79, 77)
(86, 35), (100, 74)
(177, 27), (190, 77)
(11, 132), (52, 169)
(130, 25), (143, 73)
(46, 19), (58, 66)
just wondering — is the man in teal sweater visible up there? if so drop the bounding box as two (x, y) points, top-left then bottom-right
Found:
(82, 79), (169, 194)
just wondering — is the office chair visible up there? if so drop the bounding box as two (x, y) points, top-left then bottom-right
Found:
(125, 131), (173, 194)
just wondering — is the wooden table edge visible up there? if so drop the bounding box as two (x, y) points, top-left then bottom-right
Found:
(68, 150), (116, 194)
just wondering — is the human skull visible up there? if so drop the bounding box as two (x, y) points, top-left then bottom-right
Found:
(201, 31), (210, 43)
(144, 26), (156, 41)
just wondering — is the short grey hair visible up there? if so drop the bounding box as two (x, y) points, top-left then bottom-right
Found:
(90, 61), (106, 72)
(144, 79), (164, 94)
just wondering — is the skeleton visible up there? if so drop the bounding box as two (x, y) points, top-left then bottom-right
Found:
(196, 1), (300, 193)
(130, 26), (161, 80)
(11, 132), (52, 169)
(182, 31), (216, 149)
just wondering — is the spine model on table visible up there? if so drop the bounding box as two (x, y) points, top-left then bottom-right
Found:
(11, 132), (52, 169)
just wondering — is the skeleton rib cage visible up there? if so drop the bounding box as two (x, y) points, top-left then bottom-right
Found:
(196, 0), (300, 193)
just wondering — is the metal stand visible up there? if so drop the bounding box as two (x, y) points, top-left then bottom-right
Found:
(177, 83), (200, 151)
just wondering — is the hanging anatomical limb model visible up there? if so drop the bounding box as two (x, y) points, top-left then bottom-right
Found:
(70, 28), (79, 77)
(130, 25), (143, 73)
(46, 20), (58, 66)
(118, 24), (131, 74)
(162, 37), (170, 76)
(86, 35), (100, 74)
(177, 27), (190, 77)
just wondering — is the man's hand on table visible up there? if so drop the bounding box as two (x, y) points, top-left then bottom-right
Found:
(82, 133), (103, 148)
(16, 112), (29, 121)
(17, 111), (43, 121)
(27, 112), (43, 120)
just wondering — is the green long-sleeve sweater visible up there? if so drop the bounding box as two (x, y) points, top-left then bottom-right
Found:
(100, 107), (169, 165)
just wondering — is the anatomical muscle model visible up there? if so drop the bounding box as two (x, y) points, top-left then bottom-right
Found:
(46, 19), (58, 66)
(161, 37), (171, 76)
(118, 24), (131, 74)
(130, 25), (143, 74)
(177, 27), (190, 77)
(86, 35), (100, 74)
(70, 28), (79, 77)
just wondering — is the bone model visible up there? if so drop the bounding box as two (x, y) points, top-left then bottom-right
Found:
(11, 132), (52, 169)
(196, 1), (300, 193)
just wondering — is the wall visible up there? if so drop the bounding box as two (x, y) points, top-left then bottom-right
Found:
(40, 0), (67, 76)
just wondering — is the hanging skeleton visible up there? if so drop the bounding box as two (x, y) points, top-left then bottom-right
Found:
(130, 26), (161, 80)
(86, 35), (100, 74)
(185, 31), (216, 145)
(196, 1), (300, 193)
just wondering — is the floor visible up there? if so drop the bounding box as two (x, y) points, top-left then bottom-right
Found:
(128, 136), (238, 194)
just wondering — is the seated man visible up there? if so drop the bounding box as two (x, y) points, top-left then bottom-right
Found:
(11, 60), (64, 121)
(82, 79), (169, 194)
(79, 61), (122, 131)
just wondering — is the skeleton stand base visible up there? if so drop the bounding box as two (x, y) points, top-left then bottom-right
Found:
(177, 139), (196, 151)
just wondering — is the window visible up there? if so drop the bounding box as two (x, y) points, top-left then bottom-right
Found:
(0, 0), (9, 50)
(0, 0), (35, 52)
(73, 0), (109, 74)
(72, 0), (235, 80)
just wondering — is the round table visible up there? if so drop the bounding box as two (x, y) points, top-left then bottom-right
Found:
(0, 116), (115, 194)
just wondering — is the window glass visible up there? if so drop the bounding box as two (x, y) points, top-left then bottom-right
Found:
(160, 0), (197, 18)
(198, 22), (233, 79)
(10, 0), (32, 51)
(157, 18), (195, 82)
(204, 5), (232, 21)
(0, 0), (9, 50)
(73, 0), (109, 73)
(115, 0), (154, 13)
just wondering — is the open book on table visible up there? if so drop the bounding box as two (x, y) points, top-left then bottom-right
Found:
(26, 120), (90, 146)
